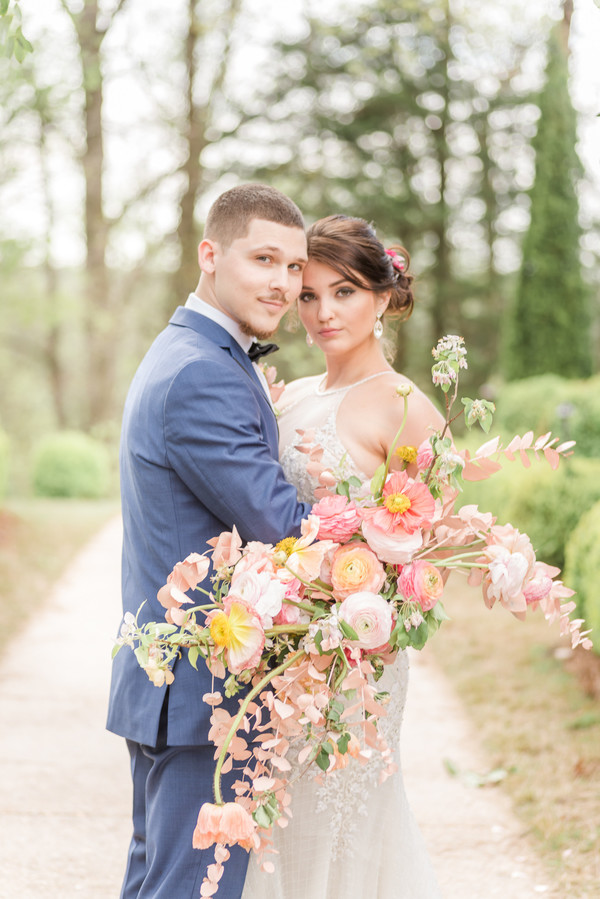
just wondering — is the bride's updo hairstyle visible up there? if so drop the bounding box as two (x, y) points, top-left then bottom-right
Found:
(306, 215), (414, 321)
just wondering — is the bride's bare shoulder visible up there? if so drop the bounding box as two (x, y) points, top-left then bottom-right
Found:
(358, 371), (445, 444)
(278, 374), (323, 412)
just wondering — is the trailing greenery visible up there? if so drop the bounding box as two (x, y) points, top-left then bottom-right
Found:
(459, 457), (600, 570)
(503, 29), (591, 380)
(564, 500), (600, 652)
(32, 430), (110, 499)
(492, 374), (600, 456)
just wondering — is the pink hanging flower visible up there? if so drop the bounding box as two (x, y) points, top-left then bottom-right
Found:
(416, 439), (435, 473)
(311, 494), (363, 541)
(398, 560), (444, 611)
(193, 801), (256, 851)
(481, 524), (536, 614)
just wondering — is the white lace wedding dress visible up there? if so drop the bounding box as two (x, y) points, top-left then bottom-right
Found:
(241, 374), (442, 899)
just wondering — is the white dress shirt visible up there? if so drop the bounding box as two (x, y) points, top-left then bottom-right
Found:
(184, 293), (273, 404)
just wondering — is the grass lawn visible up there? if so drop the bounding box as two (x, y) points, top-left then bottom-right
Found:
(430, 576), (600, 898)
(0, 498), (119, 652)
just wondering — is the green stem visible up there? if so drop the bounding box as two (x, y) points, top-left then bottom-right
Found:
(265, 624), (310, 637)
(376, 394), (409, 497)
(212, 649), (306, 804)
(284, 563), (335, 598)
(282, 596), (319, 614)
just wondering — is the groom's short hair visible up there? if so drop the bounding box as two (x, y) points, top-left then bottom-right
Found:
(204, 183), (304, 248)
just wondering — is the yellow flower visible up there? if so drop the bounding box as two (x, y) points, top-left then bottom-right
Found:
(395, 445), (418, 464)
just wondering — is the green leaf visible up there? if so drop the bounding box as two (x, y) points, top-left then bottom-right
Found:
(111, 643), (122, 658)
(407, 621), (428, 650)
(370, 462), (386, 496)
(314, 628), (324, 654)
(338, 619), (359, 641)
(316, 748), (331, 771)
(188, 645), (199, 670)
(430, 601), (451, 622)
(0, 0), (10, 16)
(253, 805), (272, 829)
(336, 481), (350, 500)
(337, 733), (350, 754)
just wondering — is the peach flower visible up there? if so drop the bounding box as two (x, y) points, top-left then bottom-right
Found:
(330, 542), (386, 600)
(338, 591), (393, 650)
(193, 801), (255, 851)
(311, 494), (363, 542)
(207, 526), (243, 568)
(286, 515), (337, 582)
(157, 552), (210, 622)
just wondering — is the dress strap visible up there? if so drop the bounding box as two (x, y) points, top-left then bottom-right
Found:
(315, 370), (392, 397)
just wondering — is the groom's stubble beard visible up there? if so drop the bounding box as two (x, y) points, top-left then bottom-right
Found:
(239, 321), (278, 340)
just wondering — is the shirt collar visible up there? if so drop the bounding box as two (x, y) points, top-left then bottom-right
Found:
(184, 293), (254, 353)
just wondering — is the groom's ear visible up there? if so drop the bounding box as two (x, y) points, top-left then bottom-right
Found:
(198, 238), (218, 274)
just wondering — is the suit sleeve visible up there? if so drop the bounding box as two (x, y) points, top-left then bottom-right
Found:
(163, 358), (311, 543)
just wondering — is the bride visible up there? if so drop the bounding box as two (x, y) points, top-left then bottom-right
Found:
(242, 214), (444, 898)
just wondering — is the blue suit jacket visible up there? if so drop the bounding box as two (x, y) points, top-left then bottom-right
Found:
(106, 307), (311, 746)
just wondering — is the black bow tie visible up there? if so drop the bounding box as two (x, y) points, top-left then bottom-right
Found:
(247, 340), (279, 362)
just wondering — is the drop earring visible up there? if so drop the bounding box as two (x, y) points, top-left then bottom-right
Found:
(373, 311), (384, 340)
(306, 333), (314, 347)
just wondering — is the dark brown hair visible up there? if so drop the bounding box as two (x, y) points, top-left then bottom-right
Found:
(204, 183), (304, 248)
(306, 215), (414, 320)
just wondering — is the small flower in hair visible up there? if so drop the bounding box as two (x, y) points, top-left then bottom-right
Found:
(386, 249), (406, 273)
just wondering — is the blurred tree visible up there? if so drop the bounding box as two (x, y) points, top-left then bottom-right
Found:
(221, 0), (544, 389)
(0, 0), (32, 62)
(503, 5), (592, 380)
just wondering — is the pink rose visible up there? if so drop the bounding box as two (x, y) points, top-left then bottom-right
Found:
(361, 518), (423, 564)
(338, 592), (393, 650)
(330, 542), (386, 600)
(207, 526), (242, 568)
(398, 560), (444, 611)
(416, 439), (434, 472)
(311, 494), (363, 542)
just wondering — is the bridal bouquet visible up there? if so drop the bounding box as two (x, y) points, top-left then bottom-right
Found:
(115, 335), (590, 896)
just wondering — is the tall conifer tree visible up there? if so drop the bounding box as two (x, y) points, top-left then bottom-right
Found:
(503, 27), (591, 379)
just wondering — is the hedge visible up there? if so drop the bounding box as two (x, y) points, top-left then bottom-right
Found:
(32, 431), (110, 499)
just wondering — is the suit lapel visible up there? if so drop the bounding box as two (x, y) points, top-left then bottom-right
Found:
(169, 307), (278, 442)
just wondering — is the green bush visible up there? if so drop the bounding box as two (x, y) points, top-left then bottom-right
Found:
(493, 374), (600, 457)
(0, 428), (9, 499)
(32, 431), (110, 499)
(458, 457), (600, 572)
(564, 500), (600, 655)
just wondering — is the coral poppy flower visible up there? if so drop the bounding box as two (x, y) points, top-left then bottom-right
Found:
(364, 471), (435, 535)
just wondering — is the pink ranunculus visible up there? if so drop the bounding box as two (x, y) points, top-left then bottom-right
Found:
(398, 560), (444, 611)
(311, 494), (363, 542)
(330, 542), (386, 600)
(207, 526), (243, 568)
(361, 517), (423, 565)
(363, 470), (435, 536)
(338, 591), (393, 650)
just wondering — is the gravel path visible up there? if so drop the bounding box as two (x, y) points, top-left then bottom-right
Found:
(0, 517), (556, 898)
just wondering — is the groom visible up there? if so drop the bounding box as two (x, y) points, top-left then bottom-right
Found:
(107, 184), (312, 898)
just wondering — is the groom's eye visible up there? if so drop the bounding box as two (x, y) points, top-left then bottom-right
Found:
(256, 255), (272, 263)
